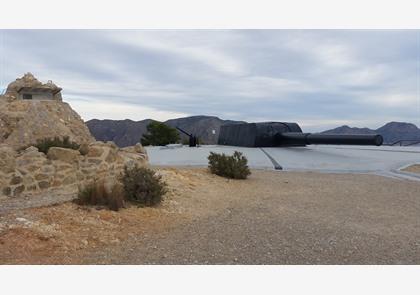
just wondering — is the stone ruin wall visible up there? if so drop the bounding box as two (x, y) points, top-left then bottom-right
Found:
(0, 141), (148, 199)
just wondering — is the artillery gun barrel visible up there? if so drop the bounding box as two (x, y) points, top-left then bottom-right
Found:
(176, 126), (199, 147)
(176, 126), (192, 137)
(278, 132), (383, 146)
(218, 122), (383, 147)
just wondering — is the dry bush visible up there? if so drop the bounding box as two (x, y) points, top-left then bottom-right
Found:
(121, 165), (167, 207)
(208, 151), (251, 179)
(75, 181), (125, 211)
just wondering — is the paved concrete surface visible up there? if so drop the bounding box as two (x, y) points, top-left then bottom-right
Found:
(146, 145), (420, 181)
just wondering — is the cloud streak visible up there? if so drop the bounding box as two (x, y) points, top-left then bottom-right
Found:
(0, 30), (418, 131)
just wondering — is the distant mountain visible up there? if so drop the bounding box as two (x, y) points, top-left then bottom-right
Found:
(86, 119), (152, 147)
(376, 122), (420, 143)
(321, 125), (376, 135)
(165, 115), (245, 145)
(87, 117), (420, 147)
(86, 116), (244, 147)
(321, 121), (420, 144)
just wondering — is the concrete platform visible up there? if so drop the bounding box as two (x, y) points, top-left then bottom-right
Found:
(145, 145), (420, 181)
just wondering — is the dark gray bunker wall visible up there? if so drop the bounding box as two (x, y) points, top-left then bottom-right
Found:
(218, 122), (303, 147)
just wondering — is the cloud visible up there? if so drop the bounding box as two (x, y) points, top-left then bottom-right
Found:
(67, 96), (189, 121)
(0, 30), (419, 131)
(106, 30), (247, 76)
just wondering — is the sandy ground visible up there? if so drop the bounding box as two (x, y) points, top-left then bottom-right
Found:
(0, 167), (419, 264)
(403, 164), (420, 174)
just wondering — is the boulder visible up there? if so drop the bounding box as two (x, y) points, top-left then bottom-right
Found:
(87, 146), (104, 158)
(78, 143), (89, 155)
(47, 147), (80, 164)
(0, 145), (16, 174)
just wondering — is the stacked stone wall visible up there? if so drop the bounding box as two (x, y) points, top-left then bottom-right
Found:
(0, 142), (148, 199)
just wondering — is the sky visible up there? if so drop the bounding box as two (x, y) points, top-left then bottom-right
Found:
(0, 30), (419, 132)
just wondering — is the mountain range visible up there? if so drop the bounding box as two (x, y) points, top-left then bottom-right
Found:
(86, 116), (420, 147)
(86, 116), (244, 147)
(321, 122), (420, 144)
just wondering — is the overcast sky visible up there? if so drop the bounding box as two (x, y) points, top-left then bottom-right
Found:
(0, 30), (419, 131)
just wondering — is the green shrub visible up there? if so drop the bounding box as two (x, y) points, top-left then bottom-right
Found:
(30, 136), (80, 154)
(121, 165), (167, 206)
(208, 151), (251, 179)
(141, 121), (180, 146)
(75, 181), (125, 211)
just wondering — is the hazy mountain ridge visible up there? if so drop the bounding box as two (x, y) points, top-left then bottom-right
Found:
(86, 118), (153, 147)
(322, 121), (420, 144)
(87, 117), (420, 147)
(86, 116), (244, 147)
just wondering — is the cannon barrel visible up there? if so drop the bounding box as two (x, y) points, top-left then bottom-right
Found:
(218, 122), (383, 147)
(176, 126), (192, 137)
(176, 126), (199, 147)
(277, 132), (383, 146)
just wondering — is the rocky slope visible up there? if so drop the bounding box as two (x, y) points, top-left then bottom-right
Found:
(322, 122), (420, 144)
(0, 73), (94, 150)
(0, 73), (149, 200)
(87, 116), (244, 147)
(0, 99), (95, 150)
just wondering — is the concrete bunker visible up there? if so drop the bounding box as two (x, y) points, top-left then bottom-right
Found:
(17, 82), (62, 100)
(2, 73), (63, 101)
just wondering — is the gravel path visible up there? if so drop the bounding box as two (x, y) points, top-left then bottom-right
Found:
(80, 169), (420, 264)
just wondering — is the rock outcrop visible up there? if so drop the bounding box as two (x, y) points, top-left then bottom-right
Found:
(0, 73), (94, 150)
(0, 99), (95, 150)
(0, 73), (149, 200)
(0, 142), (148, 199)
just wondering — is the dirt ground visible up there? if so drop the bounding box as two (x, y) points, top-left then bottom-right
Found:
(403, 164), (420, 174)
(0, 167), (419, 264)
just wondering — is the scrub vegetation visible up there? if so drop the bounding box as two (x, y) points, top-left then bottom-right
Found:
(75, 181), (125, 211)
(121, 165), (168, 207)
(75, 165), (167, 210)
(208, 151), (251, 179)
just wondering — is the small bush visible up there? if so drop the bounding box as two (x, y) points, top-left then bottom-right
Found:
(31, 136), (80, 154)
(208, 151), (251, 179)
(121, 165), (167, 206)
(75, 181), (125, 211)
